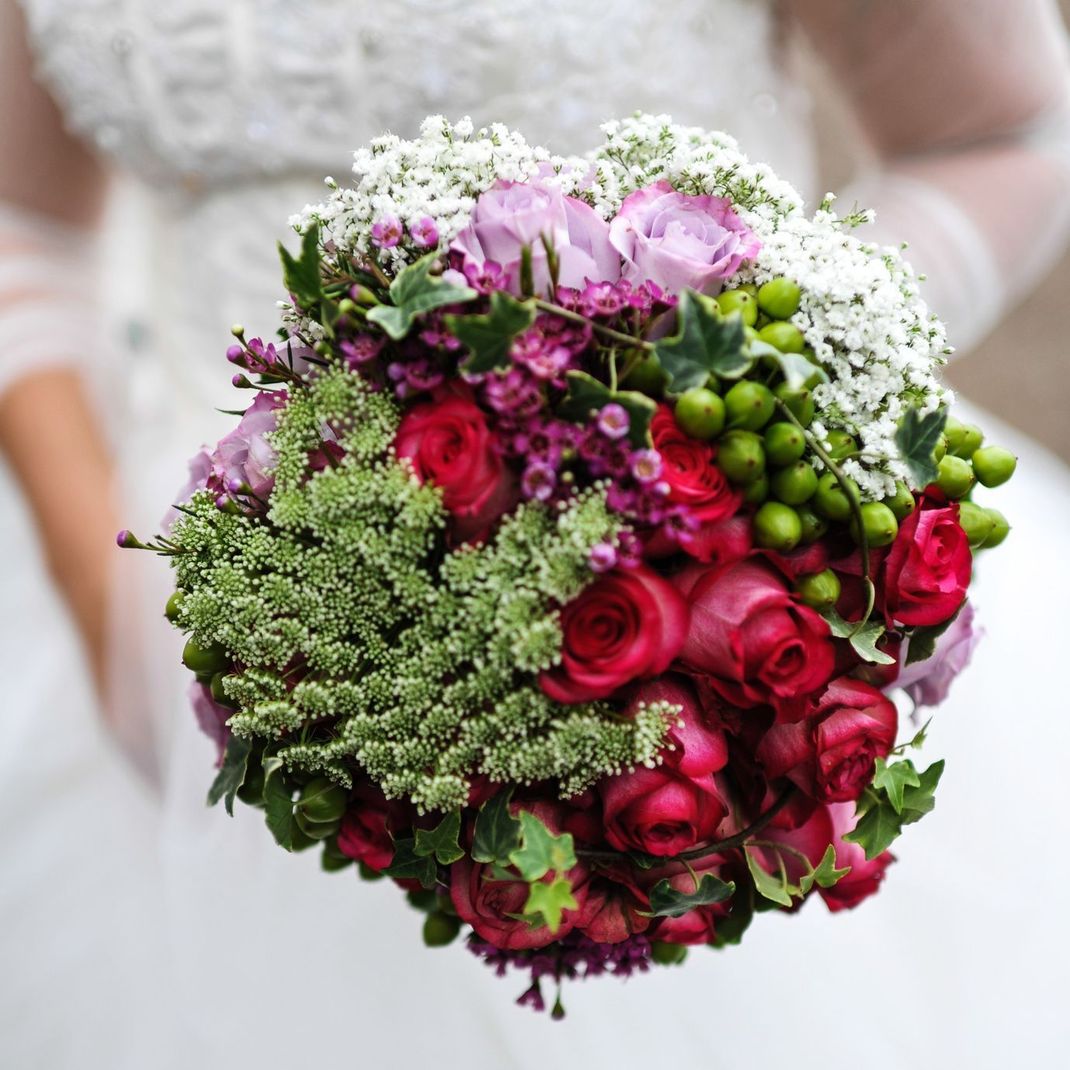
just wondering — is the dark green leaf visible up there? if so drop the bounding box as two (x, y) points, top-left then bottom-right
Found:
(556, 370), (656, 447)
(895, 405), (947, 490)
(849, 621), (897, 666)
(905, 606), (962, 667)
(278, 223), (323, 309)
(871, 758), (922, 815)
(414, 810), (465, 866)
(709, 885), (755, 948)
(446, 291), (537, 373)
(745, 847), (794, 907)
(382, 838), (438, 889)
(653, 290), (752, 392)
(648, 874), (736, 918)
(471, 790), (522, 865)
(799, 844), (851, 895)
(750, 340), (828, 391)
(523, 876), (578, 934)
(367, 253), (477, 340)
(207, 735), (252, 816)
(900, 759), (945, 825)
(820, 608), (856, 639)
(262, 756), (295, 852)
(843, 799), (903, 860)
(509, 812), (577, 882)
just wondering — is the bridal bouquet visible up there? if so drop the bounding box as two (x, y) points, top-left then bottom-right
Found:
(122, 115), (1015, 1015)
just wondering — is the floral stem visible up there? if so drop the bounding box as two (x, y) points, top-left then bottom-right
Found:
(533, 298), (654, 352)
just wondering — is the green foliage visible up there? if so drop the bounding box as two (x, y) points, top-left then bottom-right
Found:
(446, 291), (536, 373)
(207, 735), (252, 816)
(557, 370), (656, 448)
(170, 367), (671, 812)
(871, 757), (921, 814)
(745, 848), (794, 907)
(751, 341), (827, 391)
(279, 223), (323, 310)
(471, 792), (522, 865)
(647, 874), (736, 918)
(798, 845), (850, 895)
(709, 885), (755, 949)
(508, 812), (577, 882)
(905, 607), (962, 667)
(382, 838), (438, 889)
(821, 610), (896, 666)
(262, 756), (296, 851)
(367, 253), (477, 340)
(414, 811), (465, 866)
(653, 290), (752, 392)
(896, 405), (947, 490)
(746, 840), (851, 906)
(846, 759), (945, 859)
(522, 877), (578, 935)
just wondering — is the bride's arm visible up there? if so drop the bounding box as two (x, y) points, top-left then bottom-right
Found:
(0, 0), (115, 688)
(790, 0), (1070, 351)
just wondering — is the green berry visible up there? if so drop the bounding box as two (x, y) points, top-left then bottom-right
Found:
(932, 435), (947, 463)
(715, 288), (758, 326)
(797, 505), (828, 544)
(742, 474), (769, 505)
(298, 776), (349, 825)
(981, 508), (1010, 548)
(651, 941), (689, 966)
(771, 461), (818, 506)
(725, 381), (775, 431)
(675, 387), (726, 440)
(622, 352), (668, 395)
(795, 569), (842, 611)
(957, 501), (995, 548)
(773, 383), (815, 427)
(359, 861), (385, 882)
(182, 638), (228, 677)
(757, 321), (806, 354)
(165, 590), (185, 623)
(824, 429), (857, 462)
(944, 418), (984, 458)
(971, 446), (1017, 488)
(813, 472), (858, 523)
(209, 671), (236, 708)
(883, 482), (916, 522)
(764, 422), (806, 466)
(753, 501), (803, 552)
(936, 454), (975, 499)
(423, 912), (462, 948)
(757, 277), (802, 320)
(850, 502), (899, 548)
(717, 430), (766, 484)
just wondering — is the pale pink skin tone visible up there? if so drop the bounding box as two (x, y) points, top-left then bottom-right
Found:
(608, 180), (761, 295)
(451, 179), (621, 295)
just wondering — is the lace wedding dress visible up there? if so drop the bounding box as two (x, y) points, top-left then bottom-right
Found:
(3, 1), (1070, 1066)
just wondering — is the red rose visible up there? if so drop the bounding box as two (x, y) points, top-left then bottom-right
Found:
(576, 874), (652, 943)
(540, 566), (689, 703)
(674, 559), (836, 718)
(626, 676), (729, 778)
(336, 782), (411, 872)
(757, 677), (898, 803)
(394, 384), (516, 543)
(884, 501), (971, 627)
(818, 803), (894, 912)
(644, 857), (734, 945)
(600, 763), (727, 857)
(650, 405), (743, 561)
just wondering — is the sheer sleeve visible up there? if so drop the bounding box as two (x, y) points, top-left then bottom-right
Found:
(791, 0), (1070, 352)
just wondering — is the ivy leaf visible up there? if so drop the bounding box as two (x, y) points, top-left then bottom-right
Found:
(905, 606), (962, 667)
(750, 340), (828, 391)
(556, 370), (656, 448)
(799, 845), (851, 895)
(508, 812), (577, 882)
(900, 759), (945, 825)
(446, 291), (536, 373)
(523, 876), (578, 934)
(414, 810), (465, 866)
(895, 405), (948, 490)
(367, 253), (477, 340)
(647, 874), (736, 918)
(471, 790), (522, 866)
(207, 734), (252, 816)
(710, 885), (755, 948)
(844, 799), (903, 860)
(382, 837), (438, 890)
(848, 621), (897, 666)
(262, 756), (295, 852)
(745, 848), (794, 907)
(872, 758), (922, 815)
(278, 223), (323, 310)
(820, 608), (856, 639)
(653, 290), (752, 392)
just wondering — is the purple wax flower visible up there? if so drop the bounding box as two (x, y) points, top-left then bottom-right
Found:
(226, 344), (245, 364)
(597, 403), (630, 440)
(521, 462), (557, 502)
(340, 334), (384, 368)
(630, 448), (663, 484)
(588, 542), (618, 573)
(246, 337), (277, 366)
(371, 214), (403, 249)
(579, 281), (627, 318)
(409, 216), (440, 248)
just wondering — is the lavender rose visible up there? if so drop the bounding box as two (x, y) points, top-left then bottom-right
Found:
(896, 602), (982, 708)
(211, 390), (285, 500)
(451, 180), (621, 293)
(608, 180), (761, 295)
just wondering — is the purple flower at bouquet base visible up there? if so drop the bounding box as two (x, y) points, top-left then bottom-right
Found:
(188, 681), (231, 765)
(521, 461), (557, 502)
(588, 541), (618, 573)
(209, 390), (286, 502)
(162, 447), (214, 531)
(896, 601), (982, 709)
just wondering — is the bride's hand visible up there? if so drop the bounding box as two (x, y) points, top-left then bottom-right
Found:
(0, 0), (114, 693)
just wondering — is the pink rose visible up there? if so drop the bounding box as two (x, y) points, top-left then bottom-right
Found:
(818, 803), (895, 913)
(394, 384), (517, 543)
(211, 390), (285, 500)
(674, 559), (836, 719)
(163, 448), (213, 530)
(451, 180), (621, 294)
(540, 566), (689, 704)
(608, 180), (761, 295)
(896, 601), (981, 709)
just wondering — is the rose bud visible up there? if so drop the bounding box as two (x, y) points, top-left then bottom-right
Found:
(540, 565), (689, 703)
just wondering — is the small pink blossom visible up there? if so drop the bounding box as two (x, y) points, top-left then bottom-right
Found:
(597, 404), (631, 440)
(371, 214), (403, 249)
(410, 216), (440, 248)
